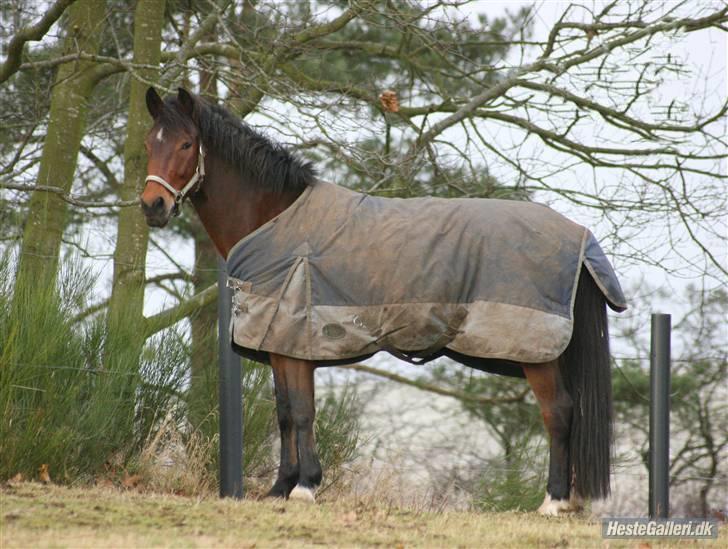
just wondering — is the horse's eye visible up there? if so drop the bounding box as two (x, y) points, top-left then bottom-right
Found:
(181, 142), (192, 150)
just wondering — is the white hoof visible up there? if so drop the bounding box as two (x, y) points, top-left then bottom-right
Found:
(289, 485), (316, 503)
(537, 493), (578, 516)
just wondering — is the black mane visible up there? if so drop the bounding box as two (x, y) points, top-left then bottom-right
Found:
(161, 95), (316, 194)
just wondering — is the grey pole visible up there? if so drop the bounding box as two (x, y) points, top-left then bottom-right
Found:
(649, 313), (670, 518)
(217, 257), (243, 498)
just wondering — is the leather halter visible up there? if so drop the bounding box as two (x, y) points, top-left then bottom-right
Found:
(145, 144), (205, 216)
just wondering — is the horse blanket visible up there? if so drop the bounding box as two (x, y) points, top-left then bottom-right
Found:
(226, 181), (626, 365)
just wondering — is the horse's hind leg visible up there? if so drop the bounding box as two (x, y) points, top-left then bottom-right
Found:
(268, 354), (322, 502)
(522, 360), (580, 515)
(286, 357), (322, 501)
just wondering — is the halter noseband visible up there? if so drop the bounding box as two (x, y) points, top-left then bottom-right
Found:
(145, 144), (206, 216)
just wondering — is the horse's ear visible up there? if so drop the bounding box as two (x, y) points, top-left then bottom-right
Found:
(146, 87), (163, 119)
(177, 87), (195, 117)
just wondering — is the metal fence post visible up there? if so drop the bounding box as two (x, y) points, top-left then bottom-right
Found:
(649, 313), (670, 518)
(217, 257), (243, 498)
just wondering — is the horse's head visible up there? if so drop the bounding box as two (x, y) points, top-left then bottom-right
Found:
(141, 87), (204, 227)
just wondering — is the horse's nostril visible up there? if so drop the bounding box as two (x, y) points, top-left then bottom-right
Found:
(141, 195), (170, 227)
(141, 195), (166, 216)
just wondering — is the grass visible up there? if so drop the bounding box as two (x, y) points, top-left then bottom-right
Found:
(3, 482), (724, 548)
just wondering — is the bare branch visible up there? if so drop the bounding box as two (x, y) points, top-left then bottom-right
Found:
(0, 180), (138, 208)
(0, 0), (78, 84)
(341, 363), (530, 405)
(143, 283), (218, 338)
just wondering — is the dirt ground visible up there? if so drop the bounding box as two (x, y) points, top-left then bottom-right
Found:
(1, 482), (724, 548)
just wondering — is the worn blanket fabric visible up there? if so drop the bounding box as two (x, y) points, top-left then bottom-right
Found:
(227, 181), (626, 365)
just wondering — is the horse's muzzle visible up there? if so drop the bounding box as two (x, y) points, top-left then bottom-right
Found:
(141, 195), (171, 227)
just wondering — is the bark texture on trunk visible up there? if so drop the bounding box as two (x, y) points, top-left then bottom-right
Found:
(104, 0), (166, 362)
(13, 0), (107, 302)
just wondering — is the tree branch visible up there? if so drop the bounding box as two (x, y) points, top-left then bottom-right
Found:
(0, 180), (138, 208)
(404, 6), (728, 166)
(292, 2), (372, 45)
(340, 363), (529, 405)
(234, 1), (371, 116)
(143, 283), (218, 338)
(0, 0), (78, 84)
(161, 0), (234, 87)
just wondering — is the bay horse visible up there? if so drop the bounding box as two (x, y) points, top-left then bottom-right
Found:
(140, 87), (623, 515)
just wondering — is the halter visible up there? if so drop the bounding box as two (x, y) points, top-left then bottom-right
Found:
(145, 144), (206, 216)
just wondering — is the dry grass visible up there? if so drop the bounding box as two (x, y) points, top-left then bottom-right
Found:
(2, 482), (725, 548)
(132, 415), (219, 496)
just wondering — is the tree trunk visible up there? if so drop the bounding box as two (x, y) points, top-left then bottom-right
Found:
(12, 0), (106, 305)
(104, 0), (166, 364)
(188, 221), (219, 434)
(187, 46), (220, 435)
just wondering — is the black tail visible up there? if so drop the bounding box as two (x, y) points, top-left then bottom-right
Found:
(559, 268), (613, 499)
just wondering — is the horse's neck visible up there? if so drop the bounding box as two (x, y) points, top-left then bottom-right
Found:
(190, 154), (302, 258)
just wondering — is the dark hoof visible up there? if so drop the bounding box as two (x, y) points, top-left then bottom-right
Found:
(266, 484), (291, 499)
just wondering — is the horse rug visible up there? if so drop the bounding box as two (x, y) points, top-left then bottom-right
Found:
(226, 181), (626, 365)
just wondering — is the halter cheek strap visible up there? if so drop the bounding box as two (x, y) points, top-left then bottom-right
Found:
(145, 145), (206, 216)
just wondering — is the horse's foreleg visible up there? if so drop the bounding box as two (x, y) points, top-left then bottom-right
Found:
(522, 360), (579, 516)
(269, 354), (322, 502)
(267, 357), (299, 499)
